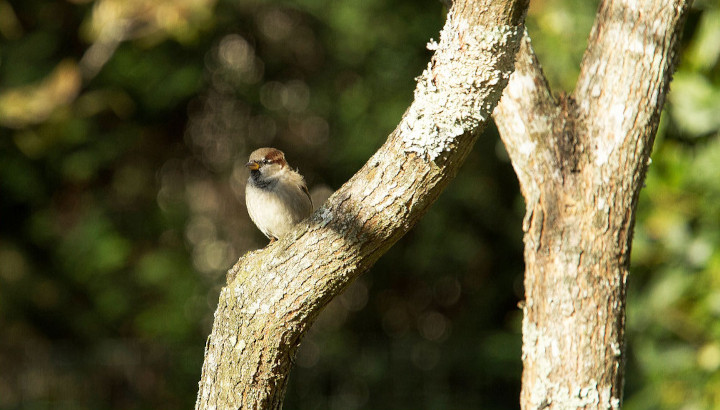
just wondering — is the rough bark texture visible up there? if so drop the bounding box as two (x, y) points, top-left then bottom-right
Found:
(195, 0), (529, 408)
(493, 0), (691, 408)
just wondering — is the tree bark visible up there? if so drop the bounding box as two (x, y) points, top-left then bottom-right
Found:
(493, 0), (691, 408)
(195, 0), (529, 408)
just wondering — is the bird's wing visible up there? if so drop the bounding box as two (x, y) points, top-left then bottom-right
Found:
(302, 183), (313, 209)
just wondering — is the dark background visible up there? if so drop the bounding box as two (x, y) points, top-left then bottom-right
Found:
(1, 0), (719, 408)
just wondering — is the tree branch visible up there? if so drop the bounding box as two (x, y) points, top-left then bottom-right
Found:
(574, 0), (692, 198)
(493, 0), (691, 408)
(195, 0), (529, 408)
(494, 31), (561, 223)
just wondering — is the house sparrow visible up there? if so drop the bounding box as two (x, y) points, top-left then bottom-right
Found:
(245, 148), (313, 243)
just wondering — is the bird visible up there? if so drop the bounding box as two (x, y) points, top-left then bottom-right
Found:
(245, 147), (313, 243)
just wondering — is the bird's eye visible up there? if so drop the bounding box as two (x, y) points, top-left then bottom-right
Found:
(263, 159), (271, 164)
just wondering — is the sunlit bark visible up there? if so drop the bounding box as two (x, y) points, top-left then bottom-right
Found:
(195, 0), (529, 408)
(494, 0), (692, 407)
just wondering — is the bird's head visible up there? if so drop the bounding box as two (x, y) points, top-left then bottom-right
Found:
(246, 147), (288, 182)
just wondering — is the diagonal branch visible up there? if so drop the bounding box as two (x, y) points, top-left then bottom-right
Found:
(195, 0), (529, 408)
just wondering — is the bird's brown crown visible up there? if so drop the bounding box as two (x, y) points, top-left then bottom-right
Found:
(248, 147), (287, 167)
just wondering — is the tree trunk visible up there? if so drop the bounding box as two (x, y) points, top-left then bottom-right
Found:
(493, 0), (691, 408)
(194, 0), (529, 408)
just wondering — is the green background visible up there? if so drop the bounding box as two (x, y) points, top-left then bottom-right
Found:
(1, 0), (718, 408)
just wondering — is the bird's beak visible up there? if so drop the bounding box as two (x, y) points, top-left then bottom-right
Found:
(246, 161), (260, 171)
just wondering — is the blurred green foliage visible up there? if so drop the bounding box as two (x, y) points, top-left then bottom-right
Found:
(0, 0), (718, 409)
